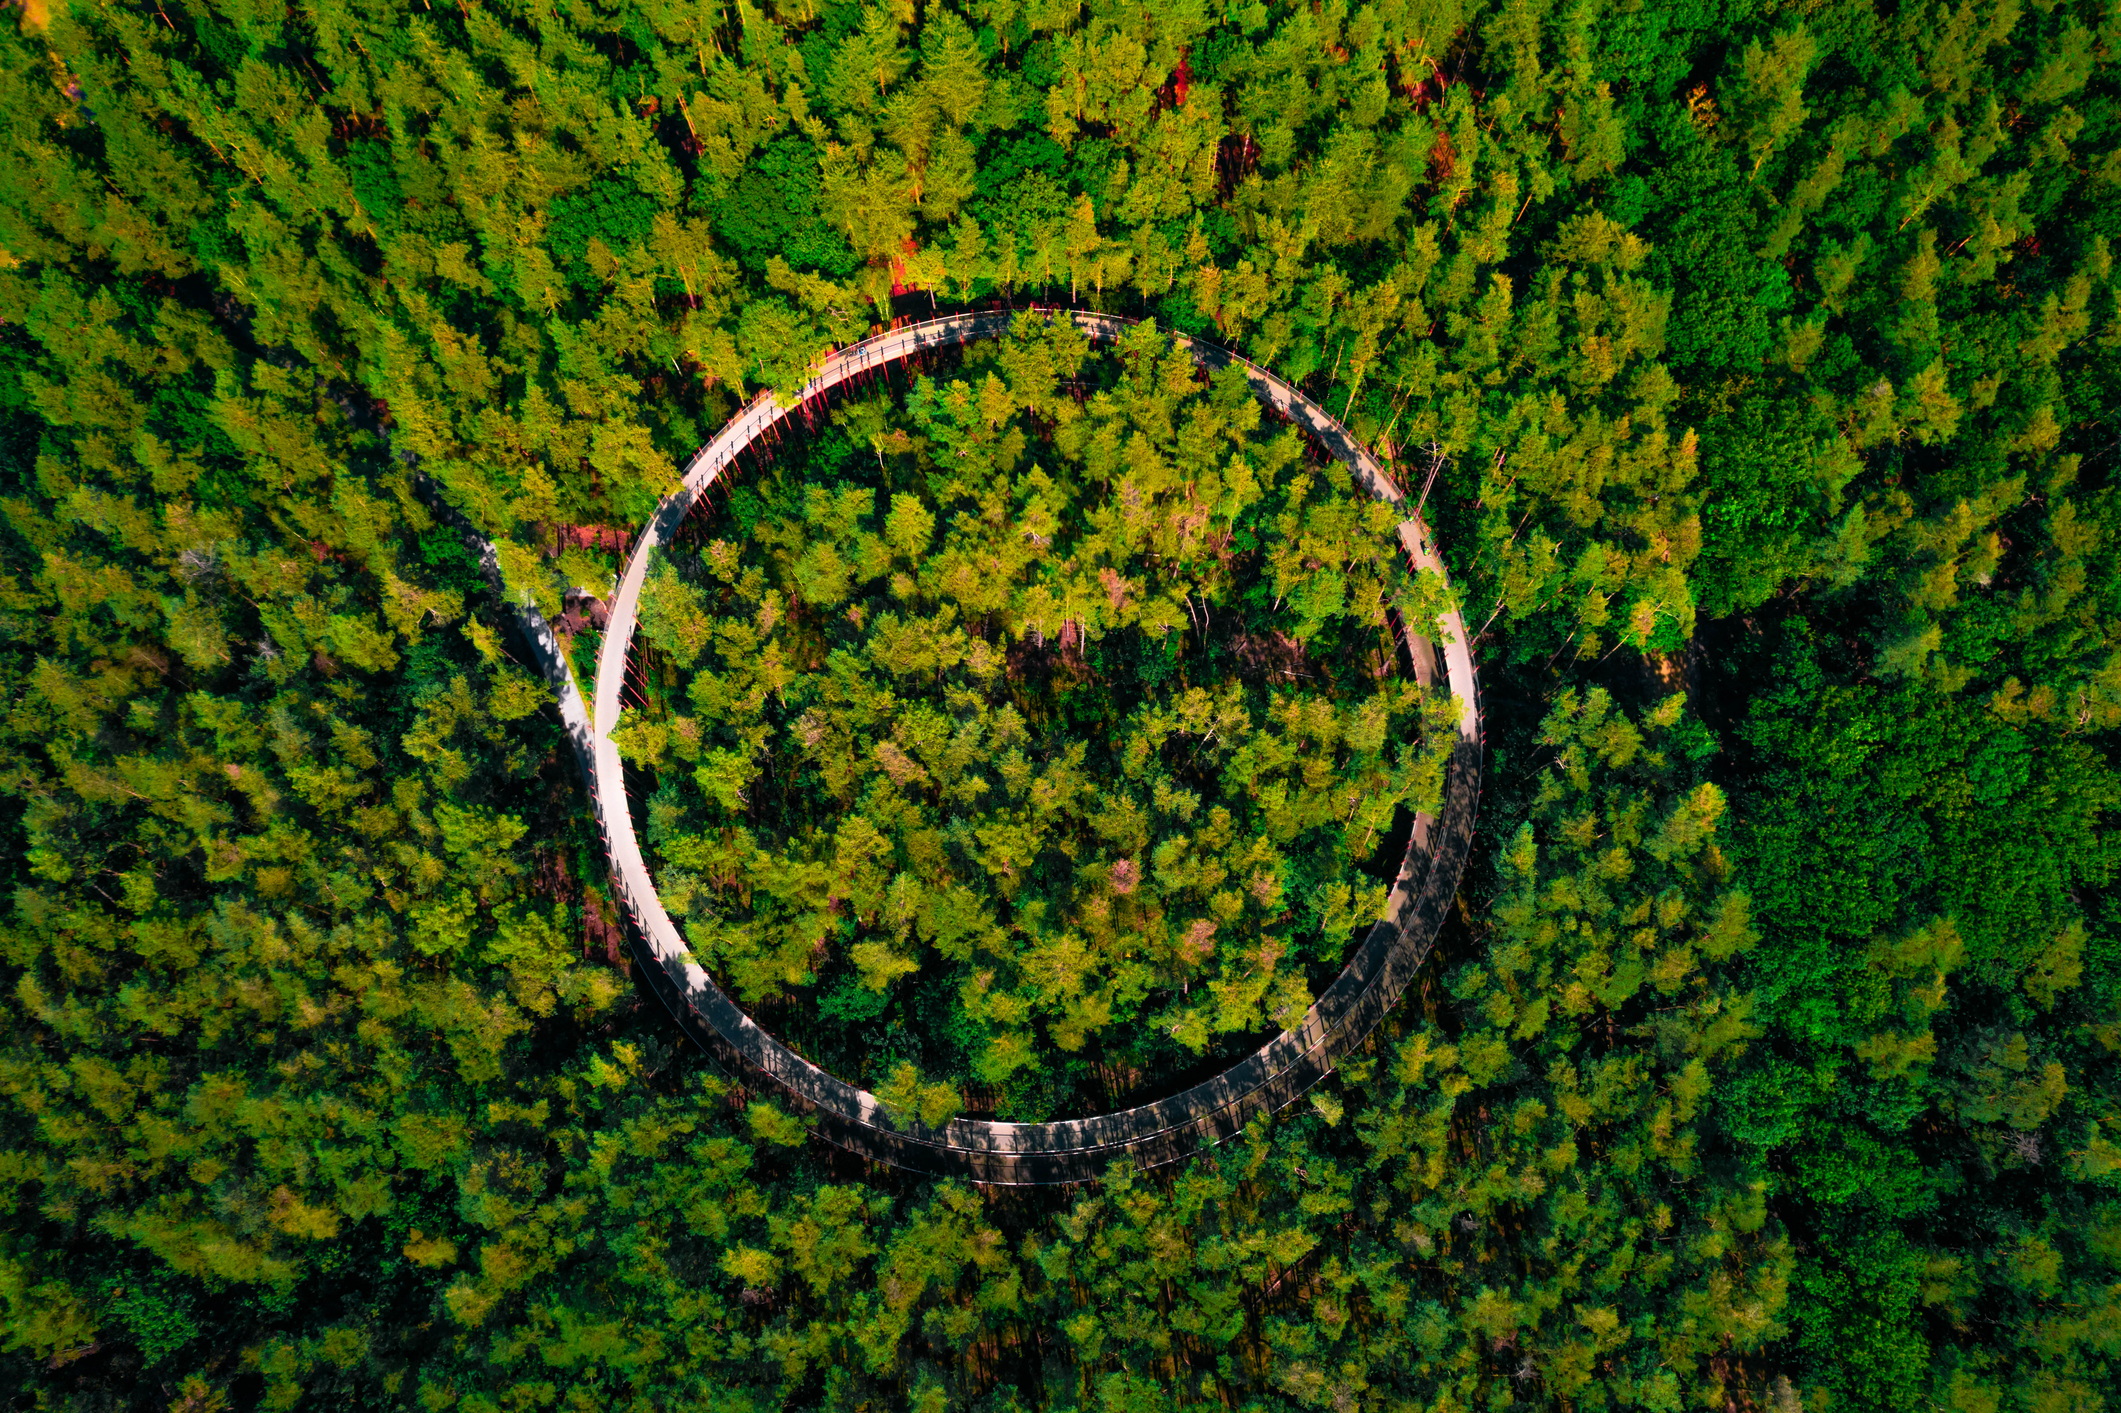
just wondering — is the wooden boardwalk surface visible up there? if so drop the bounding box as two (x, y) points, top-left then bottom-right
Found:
(487, 310), (1482, 1183)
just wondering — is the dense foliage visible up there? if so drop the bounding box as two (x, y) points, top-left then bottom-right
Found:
(620, 316), (1454, 1118)
(0, 0), (2114, 1409)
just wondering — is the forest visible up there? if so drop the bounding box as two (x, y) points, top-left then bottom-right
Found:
(0, 0), (2115, 1409)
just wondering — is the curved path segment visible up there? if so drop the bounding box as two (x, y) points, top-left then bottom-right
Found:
(507, 310), (1481, 1184)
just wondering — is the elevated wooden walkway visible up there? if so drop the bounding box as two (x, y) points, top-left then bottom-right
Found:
(492, 310), (1481, 1183)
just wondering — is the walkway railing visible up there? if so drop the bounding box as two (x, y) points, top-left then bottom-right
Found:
(490, 310), (1481, 1183)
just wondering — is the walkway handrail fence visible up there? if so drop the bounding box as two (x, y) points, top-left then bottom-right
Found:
(471, 309), (1480, 1184)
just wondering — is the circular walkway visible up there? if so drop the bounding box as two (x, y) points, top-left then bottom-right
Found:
(515, 310), (1481, 1183)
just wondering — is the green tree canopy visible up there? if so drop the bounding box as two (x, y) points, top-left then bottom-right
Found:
(0, 0), (2114, 1407)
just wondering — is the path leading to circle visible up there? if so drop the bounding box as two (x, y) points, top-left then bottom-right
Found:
(501, 310), (1481, 1184)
